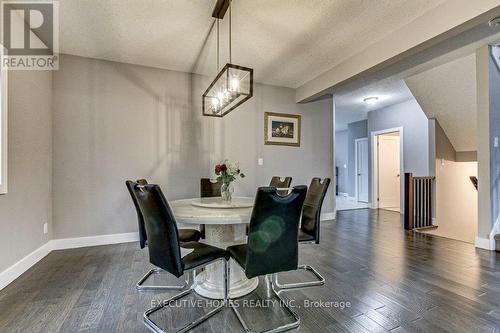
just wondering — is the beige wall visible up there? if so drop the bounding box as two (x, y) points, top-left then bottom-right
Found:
(431, 160), (478, 243)
(427, 118), (478, 243)
(53, 55), (334, 239)
(0, 71), (53, 272)
(222, 84), (333, 208)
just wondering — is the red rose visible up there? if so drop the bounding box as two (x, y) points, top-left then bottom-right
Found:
(220, 164), (227, 172)
(215, 165), (221, 175)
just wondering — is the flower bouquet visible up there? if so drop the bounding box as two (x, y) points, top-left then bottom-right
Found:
(215, 160), (245, 201)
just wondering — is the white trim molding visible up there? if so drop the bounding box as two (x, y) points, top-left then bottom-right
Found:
(490, 214), (500, 242)
(475, 236), (495, 251)
(370, 127), (404, 212)
(475, 214), (500, 251)
(51, 232), (138, 250)
(0, 232), (139, 291)
(0, 241), (53, 290)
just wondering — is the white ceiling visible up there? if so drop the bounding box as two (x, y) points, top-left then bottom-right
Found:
(58, 0), (446, 88)
(405, 53), (477, 152)
(334, 79), (414, 131)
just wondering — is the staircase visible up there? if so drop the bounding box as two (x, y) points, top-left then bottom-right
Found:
(404, 173), (435, 230)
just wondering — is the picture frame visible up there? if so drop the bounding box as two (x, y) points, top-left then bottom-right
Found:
(264, 112), (301, 147)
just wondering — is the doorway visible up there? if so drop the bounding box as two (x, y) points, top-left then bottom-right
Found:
(355, 138), (369, 203)
(372, 128), (403, 213)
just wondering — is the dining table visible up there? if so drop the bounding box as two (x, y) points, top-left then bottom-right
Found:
(170, 196), (257, 299)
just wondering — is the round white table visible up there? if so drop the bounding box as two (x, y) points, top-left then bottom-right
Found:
(170, 197), (258, 299)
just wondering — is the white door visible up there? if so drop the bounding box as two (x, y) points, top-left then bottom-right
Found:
(356, 139), (369, 203)
(378, 134), (400, 210)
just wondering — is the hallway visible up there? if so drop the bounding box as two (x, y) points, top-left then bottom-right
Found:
(336, 195), (370, 211)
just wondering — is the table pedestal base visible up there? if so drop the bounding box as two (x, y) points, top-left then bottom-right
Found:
(193, 224), (258, 299)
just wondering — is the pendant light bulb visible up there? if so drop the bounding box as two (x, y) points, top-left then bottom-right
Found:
(230, 77), (239, 91)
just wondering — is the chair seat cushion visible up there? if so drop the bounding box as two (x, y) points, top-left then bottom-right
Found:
(181, 242), (228, 271)
(178, 229), (201, 243)
(298, 229), (315, 242)
(227, 244), (247, 270)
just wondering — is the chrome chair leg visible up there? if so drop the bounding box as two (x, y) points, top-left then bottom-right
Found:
(273, 264), (325, 290)
(136, 268), (188, 291)
(143, 259), (229, 333)
(230, 273), (300, 333)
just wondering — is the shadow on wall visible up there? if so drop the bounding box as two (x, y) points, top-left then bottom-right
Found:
(109, 63), (219, 214)
(53, 55), (218, 238)
(53, 54), (334, 239)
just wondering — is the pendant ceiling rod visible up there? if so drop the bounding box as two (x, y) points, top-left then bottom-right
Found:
(212, 0), (232, 69)
(229, 0), (232, 63)
(216, 19), (219, 71)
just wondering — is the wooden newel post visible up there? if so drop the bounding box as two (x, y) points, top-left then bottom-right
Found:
(404, 173), (414, 230)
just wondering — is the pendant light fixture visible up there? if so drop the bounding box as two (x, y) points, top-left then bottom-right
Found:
(202, 0), (253, 117)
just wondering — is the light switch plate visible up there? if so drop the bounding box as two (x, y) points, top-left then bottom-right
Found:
(43, 223), (48, 234)
(494, 137), (499, 148)
(258, 158), (264, 166)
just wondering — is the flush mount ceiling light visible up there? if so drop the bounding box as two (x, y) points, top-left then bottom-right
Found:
(363, 97), (379, 105)
(202, 0), (253, 117)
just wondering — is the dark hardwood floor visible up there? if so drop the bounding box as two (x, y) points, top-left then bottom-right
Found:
(0, 209), (499, 332)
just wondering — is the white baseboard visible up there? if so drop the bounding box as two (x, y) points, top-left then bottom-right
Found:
(0, 232), (139, 291)
(51, 232), (138, 250)
(0, 241), (53, 290)
(474, 214), (500, 251)
(321, 211), (336, 221)
(490, 214), (500, 242)
(475, 236), (495, 250)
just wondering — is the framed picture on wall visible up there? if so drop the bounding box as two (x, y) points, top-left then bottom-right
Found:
(264, 112), (301, 147)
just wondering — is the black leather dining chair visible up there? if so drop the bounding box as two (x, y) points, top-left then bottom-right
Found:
(128, 182), (230, 333)
(126, 179), (201, 291)
(199, 178), (223, 239)
(274, 177), (331, 290)
(227, 186), (307, 333)
(269, 176), (292, 196)
(245, 176), (294, 236)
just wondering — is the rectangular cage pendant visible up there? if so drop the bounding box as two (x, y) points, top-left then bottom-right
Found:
(202, 63), (253, 117)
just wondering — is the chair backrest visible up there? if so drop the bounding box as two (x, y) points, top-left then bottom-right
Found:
(300, 178), (331, 244)
(245, 186), (307, 279)
(269, 176), (292, 196)
(200, 178), (222, 198)
(126, 181), (184, 278)
(126, 179), (149, 248)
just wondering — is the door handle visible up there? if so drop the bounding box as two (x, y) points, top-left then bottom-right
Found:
(396, 174), (400, 177)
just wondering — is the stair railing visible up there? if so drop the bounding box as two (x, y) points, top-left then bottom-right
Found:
(404, 173), (435, 230)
